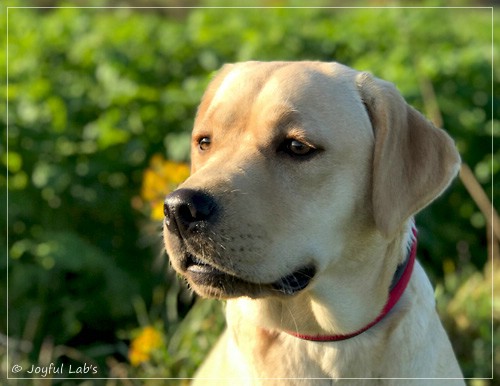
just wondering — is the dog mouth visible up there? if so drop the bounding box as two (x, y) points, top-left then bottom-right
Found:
(182, 253), (316, 298)
(270, 266), (317, 295)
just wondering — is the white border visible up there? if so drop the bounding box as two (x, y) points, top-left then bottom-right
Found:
(490, 7), (495, 381)
(4, 4), (495, 382)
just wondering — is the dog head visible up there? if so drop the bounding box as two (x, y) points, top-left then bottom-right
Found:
(163, 61), (460, 300)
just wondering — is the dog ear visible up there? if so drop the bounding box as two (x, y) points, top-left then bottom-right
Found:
(356, 72), (461, 238)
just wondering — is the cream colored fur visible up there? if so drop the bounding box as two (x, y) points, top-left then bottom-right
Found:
(163, 61), (464, 385)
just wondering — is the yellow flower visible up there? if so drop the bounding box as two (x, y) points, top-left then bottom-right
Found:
(140, 154), (190, 220)
(128, 326), (164, 367)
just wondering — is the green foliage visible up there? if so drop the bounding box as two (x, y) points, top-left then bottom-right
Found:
(2, 3), (497, 382)
(125, 299), (224, 380)
(436, 262), (500, 381)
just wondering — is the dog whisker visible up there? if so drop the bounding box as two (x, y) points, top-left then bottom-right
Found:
(283, 301), (300, 337)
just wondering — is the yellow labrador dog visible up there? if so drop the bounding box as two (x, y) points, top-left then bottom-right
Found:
(163, 61), (464, 385)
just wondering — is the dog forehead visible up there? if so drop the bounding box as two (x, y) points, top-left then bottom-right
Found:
(198, 62), (286, 124)
(255, 64), (361, 116)
(196, 61), (362, 131)
(216, 61), (358, 101)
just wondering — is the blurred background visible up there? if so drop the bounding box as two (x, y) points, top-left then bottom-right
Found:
(1, 0), (498, 385)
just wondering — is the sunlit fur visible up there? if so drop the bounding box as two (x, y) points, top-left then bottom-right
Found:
(163, 61), (463, 384)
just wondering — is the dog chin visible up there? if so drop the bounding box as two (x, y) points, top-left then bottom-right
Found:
(176, 253), (316, 299)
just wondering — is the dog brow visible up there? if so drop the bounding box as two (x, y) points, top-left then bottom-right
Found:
(271, 108), (302, 131)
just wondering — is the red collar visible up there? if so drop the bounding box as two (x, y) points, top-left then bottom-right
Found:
(287, 226), (418, 342)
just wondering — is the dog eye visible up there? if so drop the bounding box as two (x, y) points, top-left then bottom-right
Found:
(198, 137), (211, 151)
(282, 139), (315, 157)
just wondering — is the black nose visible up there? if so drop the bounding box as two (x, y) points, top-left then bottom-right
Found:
(163, 189), (217, 235)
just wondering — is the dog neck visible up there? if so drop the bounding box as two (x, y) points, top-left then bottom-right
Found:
(286, 225), (417, 342)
